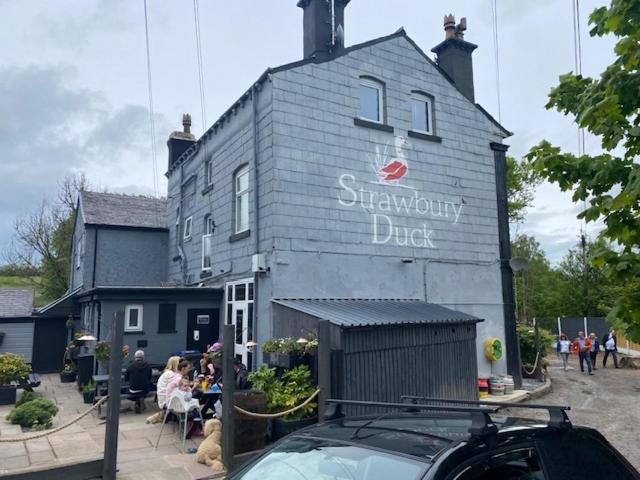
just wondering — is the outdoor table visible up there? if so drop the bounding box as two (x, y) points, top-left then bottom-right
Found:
(197, 384), (222, 418)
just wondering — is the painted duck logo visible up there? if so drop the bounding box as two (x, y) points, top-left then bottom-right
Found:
(370, 136), (410, 184)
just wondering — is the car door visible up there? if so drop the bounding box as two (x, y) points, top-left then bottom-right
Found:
(537, 429), (640, 479)
(442, 445), (548, 480)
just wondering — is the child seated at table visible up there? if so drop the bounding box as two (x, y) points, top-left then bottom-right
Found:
(173, 377), (196, 402)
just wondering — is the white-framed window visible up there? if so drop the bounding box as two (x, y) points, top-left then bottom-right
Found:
(205, 215), (215, 235)
(411, 92), (434, 134)
(125, 304), (143, 332)
(205, 160), (214, 187)
(234, 166), (249, 234)
(359, 77), (384, 123)
(183, 216), (193, 240)
(202, 234), (213, 271)
(75, 234), (84, 269)
(225, 278), (254, 367)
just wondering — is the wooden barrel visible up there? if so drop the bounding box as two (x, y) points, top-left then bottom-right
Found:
(233, 390), (269, 454)
(503, 375), (515, 395)
(488, 377), (505, 396)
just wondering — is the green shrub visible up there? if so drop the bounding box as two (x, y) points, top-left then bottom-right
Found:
(82, 381), (96, 393)
(15, 391), (36, 407)
(0, 353), (31, 385)
(249, 365), (316, 420)
(518, 324), (554, 367)
(6, 398), (58, 428)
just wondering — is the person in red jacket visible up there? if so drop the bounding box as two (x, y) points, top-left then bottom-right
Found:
(572, 331), (593, 375)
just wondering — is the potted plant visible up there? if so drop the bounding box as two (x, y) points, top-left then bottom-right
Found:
(59, 363), (77, 383)
(207, 342), (223, 368)
(249, 364), (318, 441)
(0, 353), (32, 405)
(261, 337), (305, 369)
(81, 381), (96, 404)
(262, 339), (280, 366)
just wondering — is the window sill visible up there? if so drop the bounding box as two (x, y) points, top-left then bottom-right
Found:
(353, 117), (394, 133)
(201, 184), (214, 195)
(229, 230), (250, 243)
(124, 331), (145, 335)
(183, 236), (192, 243)
(157, 330), (178, 334)
(200, 270), (213, 279)
(408, 130), (442, 143)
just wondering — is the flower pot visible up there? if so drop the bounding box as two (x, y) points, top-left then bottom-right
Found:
(0, 385), (17, 405)
(83, 391), (95, 404)
(263, 353), (303, 369)
(271, 416), (318, 441)
(60, 371), (77, 383)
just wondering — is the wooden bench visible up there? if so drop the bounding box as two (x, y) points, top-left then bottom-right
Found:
(95, 390), (157, 417)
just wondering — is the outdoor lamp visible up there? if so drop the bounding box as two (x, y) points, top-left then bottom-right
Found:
(77, 335), (97, 341)
(296, 337), (309, 345)
(246, 340), (257, 352)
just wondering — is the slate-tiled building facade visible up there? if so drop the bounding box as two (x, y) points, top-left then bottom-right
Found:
(164, 1), (516, 379)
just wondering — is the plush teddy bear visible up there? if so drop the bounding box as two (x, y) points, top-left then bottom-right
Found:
(196, 418), (224, 472)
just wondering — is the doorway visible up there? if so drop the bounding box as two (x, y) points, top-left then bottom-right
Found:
(226, 279), (254, 367)
(186, 309), (219, 352)
(32, 318), (67, 373)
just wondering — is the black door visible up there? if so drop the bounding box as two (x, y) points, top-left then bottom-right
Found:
(186, 309), (219, 353)
(32, 318), (68, 373)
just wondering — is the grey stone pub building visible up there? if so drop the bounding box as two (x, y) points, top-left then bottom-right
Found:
(38, 1), (518, 395)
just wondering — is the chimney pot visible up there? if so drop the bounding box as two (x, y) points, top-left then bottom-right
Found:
(298, 0), (351, 60)
(444, 14), (456, 39)
(182, 113), (192, 134)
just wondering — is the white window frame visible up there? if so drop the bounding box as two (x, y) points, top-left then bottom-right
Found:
(125, 304), (143, 332)
(183, 216), (193, 240)
(359, 77), (384, 123)
(202, 234), (213, 271)
(205, 160), (214, 187)
(411, 92), (434, 135)
(225, 278), (254, 366)
(75, 234), (84, 269)
(234, 166), (250, 234)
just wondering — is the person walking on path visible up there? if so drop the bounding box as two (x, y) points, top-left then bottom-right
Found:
(572, 331), (593, 375)
(589, 333), (600, 370)
(602, 329), (620, 369)
(558, 333), (572, 371)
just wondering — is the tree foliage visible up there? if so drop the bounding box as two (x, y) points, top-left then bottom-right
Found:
(506, 157), (542, 223)
(526, 0), (640, 340)
(5, 174), (87, 302)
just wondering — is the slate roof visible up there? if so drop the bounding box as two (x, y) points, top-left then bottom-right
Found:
(80, 191), (167, 230)
(168, 28), (511, 175)
(0, 288), (35, 317)
(272, 298), (482, 328)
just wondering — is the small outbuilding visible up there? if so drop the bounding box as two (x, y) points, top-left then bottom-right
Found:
(272, 299), (482, 412)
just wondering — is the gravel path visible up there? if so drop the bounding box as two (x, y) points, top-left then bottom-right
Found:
(501, 355), (640, 470)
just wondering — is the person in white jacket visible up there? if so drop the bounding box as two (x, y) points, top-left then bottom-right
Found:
(156, 356), (181, 408)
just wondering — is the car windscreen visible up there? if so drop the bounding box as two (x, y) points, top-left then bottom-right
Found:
(231, 436), (428, 480)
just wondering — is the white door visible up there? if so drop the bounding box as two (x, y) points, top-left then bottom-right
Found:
(231, 303), (249, 366)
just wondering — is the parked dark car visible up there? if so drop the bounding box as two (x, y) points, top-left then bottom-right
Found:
(228, 398), (640, 480)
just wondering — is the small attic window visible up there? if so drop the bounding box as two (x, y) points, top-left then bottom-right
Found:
(358, 77), (384, 123)
(411, 92), (434, 135)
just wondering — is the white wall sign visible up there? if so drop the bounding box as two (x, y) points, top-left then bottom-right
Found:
(337, 137), (464, 249)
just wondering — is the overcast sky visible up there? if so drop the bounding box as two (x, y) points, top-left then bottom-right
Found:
(0, 0), (616, 264)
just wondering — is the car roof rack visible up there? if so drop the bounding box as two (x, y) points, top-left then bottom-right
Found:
(325, 399), (500, 439)
(400, 395), (572, 430)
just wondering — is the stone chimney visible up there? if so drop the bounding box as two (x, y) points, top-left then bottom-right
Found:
(431, 14), (477, 102)
(297, 0), (350, 60)
(167, 114), (196, 170)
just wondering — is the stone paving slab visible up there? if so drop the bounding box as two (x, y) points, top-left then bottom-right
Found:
(0, 374), (213, 479)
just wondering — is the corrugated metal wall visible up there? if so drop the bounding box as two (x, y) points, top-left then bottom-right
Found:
(339, 323), (478, 414)
(0, 320), (34, 363)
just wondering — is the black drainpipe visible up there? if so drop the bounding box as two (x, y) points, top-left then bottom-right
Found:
(490, 142), (522, 389)
(251, 83), (261, 371)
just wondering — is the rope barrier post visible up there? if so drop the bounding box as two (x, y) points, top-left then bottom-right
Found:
(221, 323), (235, 472)
(318, 320), (331, 422)
(103, 311), (125, 480)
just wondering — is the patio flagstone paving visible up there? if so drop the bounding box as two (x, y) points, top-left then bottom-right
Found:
(0, 374), (221, 479)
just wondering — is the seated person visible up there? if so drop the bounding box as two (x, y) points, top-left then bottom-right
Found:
(125, 350), (152, 414)
(166, 359), (192, 400)
(156, 356), (181, 409)
(234, 359), (250, 390)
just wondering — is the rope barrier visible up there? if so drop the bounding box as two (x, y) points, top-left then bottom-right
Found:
(522, 352), (540, 375)
(233, 389), (321, 419)
(0, 396), (109, 443)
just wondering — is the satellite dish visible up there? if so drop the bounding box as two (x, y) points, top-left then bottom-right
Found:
(510, 257), (529, 273)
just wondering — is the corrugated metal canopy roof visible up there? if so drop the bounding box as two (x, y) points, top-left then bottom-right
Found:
(272, 298), (482, 328)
